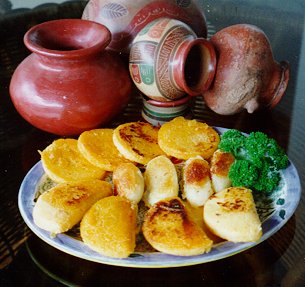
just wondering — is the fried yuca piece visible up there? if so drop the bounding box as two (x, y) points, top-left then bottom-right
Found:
(203, 187), (262, 242)
(80, 196), (137, 258)
(113, 163), (144, 204)
(40, 139), (106, 183)
(33, 180), (112, 234)
(143, 155), (179, 207)
(158, 117), (220, 160)
(182, 156), (214, 207)
(185, 202), (223, 243)
(142, 197), (213, 256)
(112, 121), (164, 165)
(210, 149), (235, 193)
(78, 129), (131, 171)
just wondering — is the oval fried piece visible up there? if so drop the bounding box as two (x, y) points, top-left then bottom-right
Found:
(80, 196), (137, 258)
(142, 197), (213, 256)
(78, 129), (131, 171)
(113, 163), (144, 204)
(158, 117), (220, 160)
(210, 149), (235, 193)
(40, 139), (106, 183)
(182, 156), (214, 207)
(143, 155), (179, 207)
(185, 202), (223, 243)
(33, 180), (112, 234)
(112, 122), (164, 165)
(203, 187), (262, 242)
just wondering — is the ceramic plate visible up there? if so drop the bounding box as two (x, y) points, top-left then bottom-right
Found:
(18, 128), (301, 268)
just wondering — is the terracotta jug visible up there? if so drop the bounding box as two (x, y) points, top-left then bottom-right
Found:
(202, 24), (290, 115)
(9, 19), (131, 136)
(129, 18), (216, 102)
(82, 0), (207, 53)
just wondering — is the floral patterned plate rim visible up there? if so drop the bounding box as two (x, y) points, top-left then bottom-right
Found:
(18, 127), (301, 268)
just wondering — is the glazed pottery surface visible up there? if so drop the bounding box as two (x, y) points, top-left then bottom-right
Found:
(82, 0), (207, 53)
(129, 17), (216, 102)
(142, 95), (192, 126)
(203, 24), (290, 115)
(9, 19), (132, 136)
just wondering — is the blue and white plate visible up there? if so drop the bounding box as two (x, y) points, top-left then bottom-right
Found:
(18, 128), (301, 268)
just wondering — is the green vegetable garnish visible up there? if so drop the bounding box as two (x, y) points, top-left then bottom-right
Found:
(228, 160), (259, 187)
(219, 129), (289, 193)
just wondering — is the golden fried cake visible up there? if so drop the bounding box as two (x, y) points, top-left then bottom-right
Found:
(210, 149), (235, 193)
(78, 129), (131, 171)
(40, 138), (106, 183)
(112, 122), (164, 165)
(143, 155), (179, 207)
(182, 156), (214, 207)
(80, 196), (137, 258)
(185, 202), (223, 243)
(158, 117), (220, 160)
(113, 163), (144, 204)
(203, 187), (262, 242)
(142, 197), (213, 256)
(33, 180), (112, 234)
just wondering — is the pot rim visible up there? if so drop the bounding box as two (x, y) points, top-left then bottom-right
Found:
(24, 19), (111, 59)
(173, 37), (217, 96)
(268, 61), (290, 108)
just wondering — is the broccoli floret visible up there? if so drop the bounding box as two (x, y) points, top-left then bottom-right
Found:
(219, 129), (289, 193)
(218, 129), (246, 156)
(229, 160), (259, 188)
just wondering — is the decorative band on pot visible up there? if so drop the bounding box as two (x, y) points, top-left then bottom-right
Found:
(141, 95), (192, 126)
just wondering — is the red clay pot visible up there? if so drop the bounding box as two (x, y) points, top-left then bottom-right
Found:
(202, 24), (290, 115)
(10, 19), (132, 136)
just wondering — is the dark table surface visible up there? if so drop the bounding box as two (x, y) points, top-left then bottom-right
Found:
(0, 0), (304, 286)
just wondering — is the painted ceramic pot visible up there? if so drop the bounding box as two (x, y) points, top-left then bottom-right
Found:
(202, 24), (290, 115)
(9, 19), (131, 136)
(142, 95), (192, 126)
(129, 18), (216, 102)
(82, 0), (207, 53)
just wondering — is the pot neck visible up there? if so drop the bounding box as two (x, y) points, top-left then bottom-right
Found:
(24, 19), (111, 61)
(172, 38), (216, 96)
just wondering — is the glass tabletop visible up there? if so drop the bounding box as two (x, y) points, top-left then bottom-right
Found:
(0, 0), (304, 286)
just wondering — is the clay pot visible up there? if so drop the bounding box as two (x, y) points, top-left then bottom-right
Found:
(9, 19), (131, 136)
(129, 18), (216, 102)
(202, 24), (290, 115)
(142, 95), (192, 126)
(82, 0), (207, 53)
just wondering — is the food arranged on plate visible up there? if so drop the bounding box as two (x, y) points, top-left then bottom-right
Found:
(33, 117), (289, 258)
